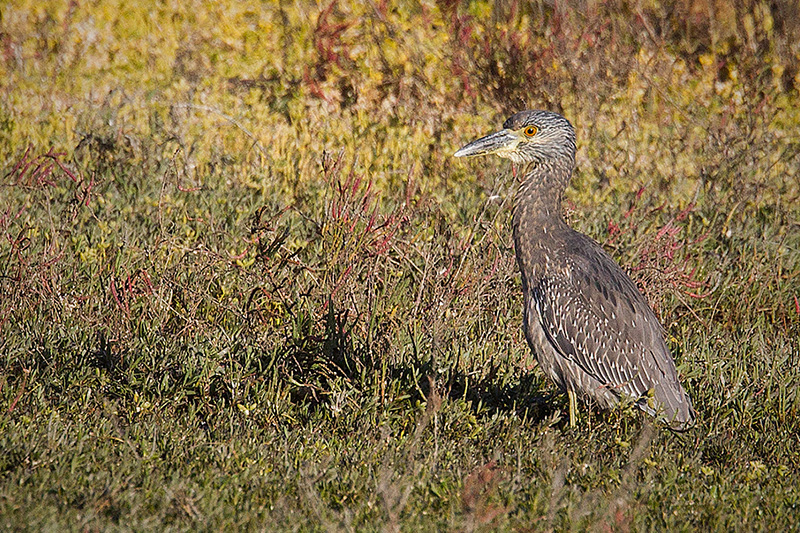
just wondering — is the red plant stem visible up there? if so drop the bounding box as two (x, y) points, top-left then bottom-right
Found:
(230, 247), (249, 260)
(7, 368), (30, 413)
(110, 277), (130, 317)
(323, 264), (354, 311)
(48, 152), (79, 183)
(6, 145), (31, 180)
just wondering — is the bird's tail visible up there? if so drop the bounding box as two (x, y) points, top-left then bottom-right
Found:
(639, 384), (696, 432)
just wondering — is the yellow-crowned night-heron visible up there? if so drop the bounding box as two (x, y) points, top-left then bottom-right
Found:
(454, 110), (695, 430)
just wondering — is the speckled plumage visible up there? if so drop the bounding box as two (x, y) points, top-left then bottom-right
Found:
(455, 110), (695, 430)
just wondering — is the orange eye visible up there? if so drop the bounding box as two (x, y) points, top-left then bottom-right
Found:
(524, 126), (538, 137)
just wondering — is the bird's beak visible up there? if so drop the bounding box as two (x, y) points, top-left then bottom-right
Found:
(454, 129), (519, 158)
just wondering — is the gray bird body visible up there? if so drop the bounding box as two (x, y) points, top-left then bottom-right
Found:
(455, 110), (695, 430)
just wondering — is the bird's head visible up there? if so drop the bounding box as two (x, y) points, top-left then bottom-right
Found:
(454, 110), (576, 166)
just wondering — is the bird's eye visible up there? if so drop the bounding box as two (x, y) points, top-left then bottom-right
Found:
(524, 126), (538, 137)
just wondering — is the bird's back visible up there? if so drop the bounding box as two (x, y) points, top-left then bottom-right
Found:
(521, 225), (695, 429)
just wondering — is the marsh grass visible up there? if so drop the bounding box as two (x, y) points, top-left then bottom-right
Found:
(1, 0), (799, 530)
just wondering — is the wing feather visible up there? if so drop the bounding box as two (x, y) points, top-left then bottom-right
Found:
(531, 230), (691, 422)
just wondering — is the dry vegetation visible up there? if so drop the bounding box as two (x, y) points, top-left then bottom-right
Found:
(1, 0), (799, 530)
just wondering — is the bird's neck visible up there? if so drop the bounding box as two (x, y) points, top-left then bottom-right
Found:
(512, 161), (573, 282)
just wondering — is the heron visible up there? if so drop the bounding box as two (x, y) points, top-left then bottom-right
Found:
(454, 110), (695, 430)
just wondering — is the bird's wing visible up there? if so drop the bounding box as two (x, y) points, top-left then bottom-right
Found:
(531, 232), (681, 404)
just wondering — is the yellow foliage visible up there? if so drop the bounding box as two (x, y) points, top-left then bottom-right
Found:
(0, 0), (797, 210)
